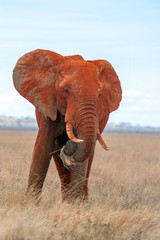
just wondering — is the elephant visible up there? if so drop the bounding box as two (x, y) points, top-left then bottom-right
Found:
(12, 49), (122, 201)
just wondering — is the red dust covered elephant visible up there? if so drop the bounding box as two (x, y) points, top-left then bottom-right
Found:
(13, 49), (122, 200)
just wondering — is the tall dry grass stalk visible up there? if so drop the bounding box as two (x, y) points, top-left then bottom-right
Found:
(0, 131), (160, 239)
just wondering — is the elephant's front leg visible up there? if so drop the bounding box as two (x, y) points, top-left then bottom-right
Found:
(26, 118), (54, 198)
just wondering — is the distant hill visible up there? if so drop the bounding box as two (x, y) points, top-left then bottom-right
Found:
(105, 122), (160, 134)
(0, 116), (160, 133)
(0, 116), (38, 130)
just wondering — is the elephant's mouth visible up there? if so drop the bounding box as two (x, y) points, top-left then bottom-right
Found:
(55, 127), (79, 169)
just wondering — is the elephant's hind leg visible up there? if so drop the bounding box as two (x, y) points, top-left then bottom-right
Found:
(52, 140), (71, 201)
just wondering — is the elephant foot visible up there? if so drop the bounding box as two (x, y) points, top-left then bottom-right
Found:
(62, 188), (87, 202)
(25, 186), (42, 205)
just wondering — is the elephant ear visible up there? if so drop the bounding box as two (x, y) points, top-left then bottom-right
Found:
(13, 49), (63, 120)
(89, 60), (122, 113)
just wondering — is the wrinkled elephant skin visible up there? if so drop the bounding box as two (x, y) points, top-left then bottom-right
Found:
(13, 49), (122, 201)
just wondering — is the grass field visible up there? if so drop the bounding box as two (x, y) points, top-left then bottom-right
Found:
(0, 130), (160, 240)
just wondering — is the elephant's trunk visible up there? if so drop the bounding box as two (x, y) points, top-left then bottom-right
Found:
(72, 96), (98, 162)
(59, 97), (98, 199)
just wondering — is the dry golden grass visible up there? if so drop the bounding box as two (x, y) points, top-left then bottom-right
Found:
(0, 130), (160, 239)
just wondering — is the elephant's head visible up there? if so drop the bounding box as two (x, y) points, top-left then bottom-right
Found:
(13, 49), (122, 167)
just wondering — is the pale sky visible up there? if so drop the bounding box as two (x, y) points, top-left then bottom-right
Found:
(0, 0), (160, 126)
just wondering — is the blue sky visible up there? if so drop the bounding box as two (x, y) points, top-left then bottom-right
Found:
(0, 0), (160, 126)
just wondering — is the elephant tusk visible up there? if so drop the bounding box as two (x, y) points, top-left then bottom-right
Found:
(97, 131), (109, 150)
(66, 122), (84, 143)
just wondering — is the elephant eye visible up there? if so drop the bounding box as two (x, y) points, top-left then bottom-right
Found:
(64, 89), (69, 94)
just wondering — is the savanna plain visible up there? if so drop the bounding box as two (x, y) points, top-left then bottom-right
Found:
(0, 130), (160, 240)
